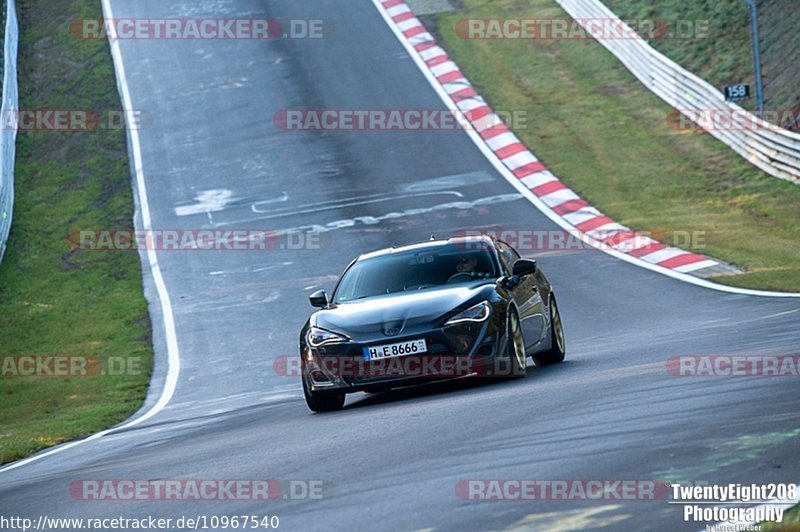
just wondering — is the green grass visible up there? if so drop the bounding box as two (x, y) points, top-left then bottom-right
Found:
(0, 0), (152, 464)
(762, 502), (800, 531)
(604, 0), (800, 119)
(429, 0), (800, 292)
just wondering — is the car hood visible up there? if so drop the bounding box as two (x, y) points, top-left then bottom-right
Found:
(314, 283), (495, 336)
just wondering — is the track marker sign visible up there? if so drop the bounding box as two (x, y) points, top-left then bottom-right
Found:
(724, 84), (750, 102)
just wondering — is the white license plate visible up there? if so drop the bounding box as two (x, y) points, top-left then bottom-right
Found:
(363, 339), (427, 361)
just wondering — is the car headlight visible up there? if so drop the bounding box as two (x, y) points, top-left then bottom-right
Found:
(306, 326), (349, 348)
(445, 301), (491, 326)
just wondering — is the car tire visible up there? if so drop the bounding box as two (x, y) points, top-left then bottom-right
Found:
(303, 378), (345, 412)
(537, 296), (565, 366)
(489, 308), (527, 379)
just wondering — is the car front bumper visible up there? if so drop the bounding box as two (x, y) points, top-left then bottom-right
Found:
(301, 318), (505, 394)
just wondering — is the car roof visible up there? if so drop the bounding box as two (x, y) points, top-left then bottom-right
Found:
(357, 235), (497, 261)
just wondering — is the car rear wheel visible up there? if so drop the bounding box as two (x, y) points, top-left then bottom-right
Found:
(538, 296), (565, 365)
(303, 378), (345, 412)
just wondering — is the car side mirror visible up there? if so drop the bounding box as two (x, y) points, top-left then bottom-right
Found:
(512, 259), (538, 277)
(309, 289), (328, 308)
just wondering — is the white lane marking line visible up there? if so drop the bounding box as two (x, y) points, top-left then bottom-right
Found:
(371, 0), (800, 298)
(251, 192), (289, 213)
(175, 189), (233, 216)
(0, 0), (182, 474)
(404, 169), (495, 191)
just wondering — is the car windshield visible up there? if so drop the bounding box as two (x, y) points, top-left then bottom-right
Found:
(333, 242), (498, 303)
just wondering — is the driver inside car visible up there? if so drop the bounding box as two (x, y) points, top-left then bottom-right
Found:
(457, 255), (479, 274)
(447, 255), (491, 283)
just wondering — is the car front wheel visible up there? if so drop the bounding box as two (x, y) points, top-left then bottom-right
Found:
(303, 377), (345, 412)
(488, 308), (527, 379)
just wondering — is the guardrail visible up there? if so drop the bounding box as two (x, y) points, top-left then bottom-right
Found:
(555, 0), (800, 185)
(0, 0), (18, 262)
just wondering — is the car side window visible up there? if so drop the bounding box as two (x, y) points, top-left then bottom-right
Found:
(496, 241), (519, 275)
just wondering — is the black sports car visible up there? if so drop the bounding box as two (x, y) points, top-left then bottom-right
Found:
(299, 235), (566, 412)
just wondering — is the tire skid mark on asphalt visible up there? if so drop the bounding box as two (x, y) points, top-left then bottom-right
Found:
(203, 169), (497, 227)
(507, 505), (630, 531)
(265, 193), (524, 234)
(206, 190), (468, 227)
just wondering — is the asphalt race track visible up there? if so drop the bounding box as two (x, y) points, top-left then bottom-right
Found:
(2, 1), (799, 530)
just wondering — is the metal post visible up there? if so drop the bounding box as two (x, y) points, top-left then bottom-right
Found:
(743, 0), (765, 117)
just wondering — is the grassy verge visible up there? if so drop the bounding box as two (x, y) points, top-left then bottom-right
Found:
(763, 503), (800, 531)
(0, 0), (152, 464)
(604, 0), (799, 120)
(428, 0), (800, 292)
